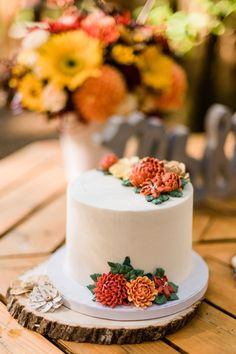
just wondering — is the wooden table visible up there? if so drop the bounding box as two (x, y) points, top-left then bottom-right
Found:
(0, 140), (235, 354)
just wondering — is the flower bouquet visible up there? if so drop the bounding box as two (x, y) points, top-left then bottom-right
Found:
(6, 1), (189, 179)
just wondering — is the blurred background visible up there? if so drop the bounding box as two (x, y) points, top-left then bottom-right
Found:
(0, 0), (235, 159)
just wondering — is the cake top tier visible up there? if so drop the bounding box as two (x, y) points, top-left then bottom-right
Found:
(70, 170), (192, 211)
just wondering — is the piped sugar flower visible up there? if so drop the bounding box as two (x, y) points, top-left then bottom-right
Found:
(154, 275), (174, 299)
(158, 172), (181, 193)
(73, 65), (126, 122)
(99, 153), (118, 171)
(94, 272), (128, 308)
(141, 172), (181, 197)
(129, 157), (164, 187)
(140, 174), (162, 198)
(81, 10), (119, 44)
(163, 160), (189, 179)
(126, 276), (157, 308)
(109, 156), (139, 180)
(37, 30), (102, 90)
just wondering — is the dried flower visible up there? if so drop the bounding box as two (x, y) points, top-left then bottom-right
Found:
(109, 156), (139, 180)
(99, 153), (118, 171)
(163, 160), (189, 179)
(154, 275), (174, 298)
(28, 281), (63, 312)
(126, 276), (157, 308)
(94, 272), (128, 308)
(10, 275), (48, 296)
(129, 157), (164, 187)
(73, 65), (127, 122)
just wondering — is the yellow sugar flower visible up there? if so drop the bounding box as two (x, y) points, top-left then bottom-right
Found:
(18, 73), (44, 112)
(109, 157), (139, 180)
(37, 30), (103, 90)
(111, 44), (135, 65)
(137, 46), (173, 92)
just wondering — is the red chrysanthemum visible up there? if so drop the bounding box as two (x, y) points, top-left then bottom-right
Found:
(141, 172), (181, 198)
(129, 157), (164, 187)
(94, 272), (128, 308)
(154, 275), (174, 298)
(99, 153), (118, 171)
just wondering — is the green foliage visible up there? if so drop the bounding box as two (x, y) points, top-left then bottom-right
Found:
(154, 294), (167, 305)
(154, 268), (165, 277)
(168, 281), (179, 293)
(108, 257), (144, 281)
(122, 179), (132, 187)
(169, 293), (179, 301)
(169, 190), (183, 198)
(134, 187), (141, 193)
(146, 195), (154, 202)
(87, 284), (95, 294)
(181, 178), (189, 188)
(90, 273), (102, 282)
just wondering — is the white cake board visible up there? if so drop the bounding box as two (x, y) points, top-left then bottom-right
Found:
(7, 248), (208, 344)
(46, 247), (208, 321)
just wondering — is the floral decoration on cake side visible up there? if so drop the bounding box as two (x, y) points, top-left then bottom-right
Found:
(87, 256), (178, 308)
(98, 154), (190, 205)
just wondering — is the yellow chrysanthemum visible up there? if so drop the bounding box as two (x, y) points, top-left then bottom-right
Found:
(111, 44), (135, 65)
(37, 30), (103, 90)
(18, 73), (43, 112)
(137, 46), (173, 92)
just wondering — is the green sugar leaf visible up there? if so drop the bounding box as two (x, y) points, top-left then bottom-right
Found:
(154, 294), (167, 305)
(87, 284), (95, 294)
(146, 195), (154, 202)
(154, 268), (165, 277)
(160, 194), (169, 202)
(168, 282), (179, 293)
(122, 179), (132, 187)
(169, 190), (183, 198)
(90, 273), (102, 282)
(152, 197), (163, 204)
(123, 256), (131, 266)
(168, 293), (179, 301)
(181, 178), (189, 188)
(134, 187), (141, 193)
(145, 273), (153, 280)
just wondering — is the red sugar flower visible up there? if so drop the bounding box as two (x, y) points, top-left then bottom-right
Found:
(140, 174), (162, 198)
(158, 172), (181, 193)
(154, 275), (174, 298)
(129, 157), (164, 187)
(94, 272), (128, 308)
(99, 153), (118, 171)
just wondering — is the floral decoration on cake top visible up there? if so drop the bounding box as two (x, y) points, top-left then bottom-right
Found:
(98, 154), (189, 205)
(87, 257), (178, 308)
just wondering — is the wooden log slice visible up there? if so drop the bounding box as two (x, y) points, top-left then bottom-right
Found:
(7, 290), (203, 345)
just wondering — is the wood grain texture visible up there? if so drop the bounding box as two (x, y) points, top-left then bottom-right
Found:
(58, 340), (178, 354)
(0, 195), (66, 257)
(0, 302), (63, 354)
(0, 164), (66, 236)
(166, 302), (236, 354)
(192, 210), (211, 242)
(194, 242), (236, 264)
(6, 293), (202, 345)
(0, 141), (60, 196)
(0, 255), (48, 298)
(202, 216), (236, 241)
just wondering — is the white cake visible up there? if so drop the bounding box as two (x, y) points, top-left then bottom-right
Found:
(65, 169), (193, 286)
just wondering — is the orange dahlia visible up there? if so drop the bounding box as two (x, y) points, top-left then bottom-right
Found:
(126, 276), (157, 308)
(158, 172), (181, 193)
(140, 174), (162, 198)
(99, 153), (118, 171)
(141, 172), (181, 197)
(94, 272), (128, 308)
(129, 157), (164, 187)
(155, 63), (187, 112)
(73, 65), (127, 122)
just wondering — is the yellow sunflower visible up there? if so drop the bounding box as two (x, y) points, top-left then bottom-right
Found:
(137, 46), (173, 92)
(37, 30), (103, 90)
(18, 73), (44, 112)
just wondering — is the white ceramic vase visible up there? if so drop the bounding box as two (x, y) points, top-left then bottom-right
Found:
(59, 113), (110, 182)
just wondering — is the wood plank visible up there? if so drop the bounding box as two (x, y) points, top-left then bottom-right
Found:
(205, 256), (236, 316)
(58, 339), (178, 354)
(166, 302), (236, 354)
(0, 141), (61, 196)
(192, 210), (211, 242)
(0, 164), (66, 237)
(202, 216), (236, 241)
(0, 302), (63, 354)
(0, 255), (48, 298)
(194, 242), (236, 265)
(0, 195), (66, 257)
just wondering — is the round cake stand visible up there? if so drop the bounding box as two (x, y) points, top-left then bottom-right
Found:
(7, 247), (208, 344)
